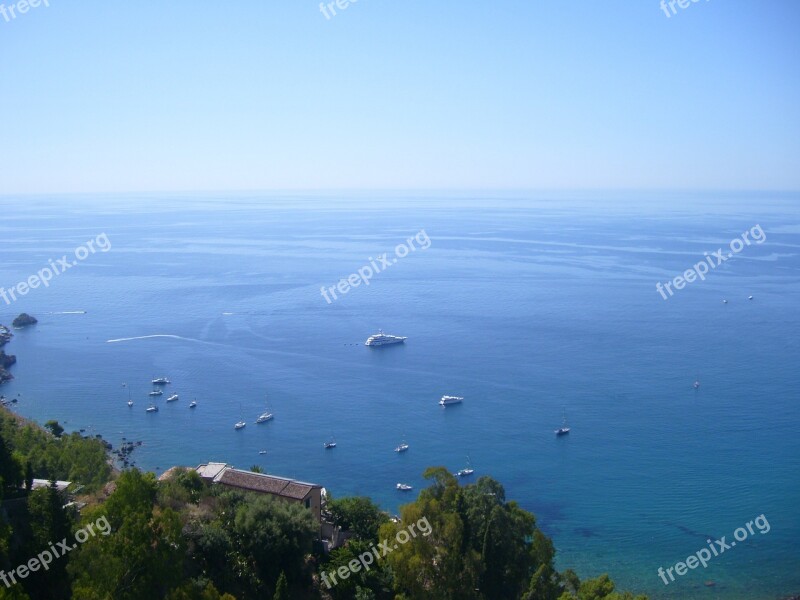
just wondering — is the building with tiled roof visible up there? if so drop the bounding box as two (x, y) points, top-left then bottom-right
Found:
(195, 463), (323, 522)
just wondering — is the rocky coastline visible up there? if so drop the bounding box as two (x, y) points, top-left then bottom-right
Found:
(0, 328), (15, 384)
(0, 314), (35, 384)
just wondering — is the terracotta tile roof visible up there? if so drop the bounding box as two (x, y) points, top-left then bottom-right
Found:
(282, 481), (315, 500)
(213, 468), (320, 500)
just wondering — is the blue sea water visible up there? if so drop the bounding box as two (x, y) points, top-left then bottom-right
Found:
(0, 192), (798, 599)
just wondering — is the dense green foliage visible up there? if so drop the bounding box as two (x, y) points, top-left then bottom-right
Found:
(0, 412), (649, 600)
(326, 496), (389, 541)
(316, 467), (647, 600)
(0, 411), (111, 492)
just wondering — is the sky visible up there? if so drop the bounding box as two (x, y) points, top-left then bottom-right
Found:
(0, 0), (798, 194)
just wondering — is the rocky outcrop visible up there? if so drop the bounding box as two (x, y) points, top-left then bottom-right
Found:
(0, 325), (11, 348)
(12, 313), (37, 328)
(0, 350), (16, 384)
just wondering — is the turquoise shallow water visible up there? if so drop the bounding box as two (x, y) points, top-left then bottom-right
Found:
(0, 192), (798, 599)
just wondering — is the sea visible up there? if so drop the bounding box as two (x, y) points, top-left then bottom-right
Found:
(0, 192), (798, 599)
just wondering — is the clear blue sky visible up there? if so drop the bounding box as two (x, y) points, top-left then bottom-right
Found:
(1, 0), (798, 193)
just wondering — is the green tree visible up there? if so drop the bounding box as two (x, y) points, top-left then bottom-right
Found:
(232, 495), (317, 591)
(158, 467), (204, 510)
(273, 572), (288, 600)
(557, 574), (648, 600)
(44, 420), (64, 438)
(23, 462), (33, 491)
(320, 538), (394, 600)
(23, 483), (73, 599)
(0, 432), (22, 490)
(521, 530), (562, 600)
(69, 470), (185, 600)
(383, 467), (482, 600)
(326, 496), (388, 541)
(0, 411), (110, 492)
(166, 580), (237, 600)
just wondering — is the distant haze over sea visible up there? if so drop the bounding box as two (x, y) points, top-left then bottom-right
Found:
(1, 192), (798, 599)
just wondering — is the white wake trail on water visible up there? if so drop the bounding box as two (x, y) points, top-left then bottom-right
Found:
(106, 334), (209, 344)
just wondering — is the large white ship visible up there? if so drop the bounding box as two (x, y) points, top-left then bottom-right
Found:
(365, 330), (407, 346)
(439, 395), (464, 406)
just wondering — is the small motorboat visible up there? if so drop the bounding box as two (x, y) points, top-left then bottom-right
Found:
(166, 394), (179, 402)
(149, 389), (163, 396)
(234, 420), (246, 430)
(555, 413), (570, 436)
(146, 404), (158, 413)
(189, 400), (197, 408)
(396, 483), (413, 491)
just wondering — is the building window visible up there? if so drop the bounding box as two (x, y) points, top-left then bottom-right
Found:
(305, 498), (310, 508)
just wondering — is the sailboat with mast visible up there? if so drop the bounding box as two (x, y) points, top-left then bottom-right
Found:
(555, 414), (570, 436)
(127, 389), (133, 407)
(256, 393), (273, 423)
(455, 455), (474, 477)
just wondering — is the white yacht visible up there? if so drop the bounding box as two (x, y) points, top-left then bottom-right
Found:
(149, 389), (163, 396)
(189, 399), (197, 408)
(396, 483), (413, 491)
(166, 394), (179, 402)
(555, 415), (570, 436)
(234, 404), (246, 429)
(146, 404), (158, 413)
(394, 442), (409, 453)
(439, 395), (463, 406)
(365, 330), (407, 346)
(324, 437), (337, 449)
(151, 377), (170, 385)
(256, 394), (273, 423)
